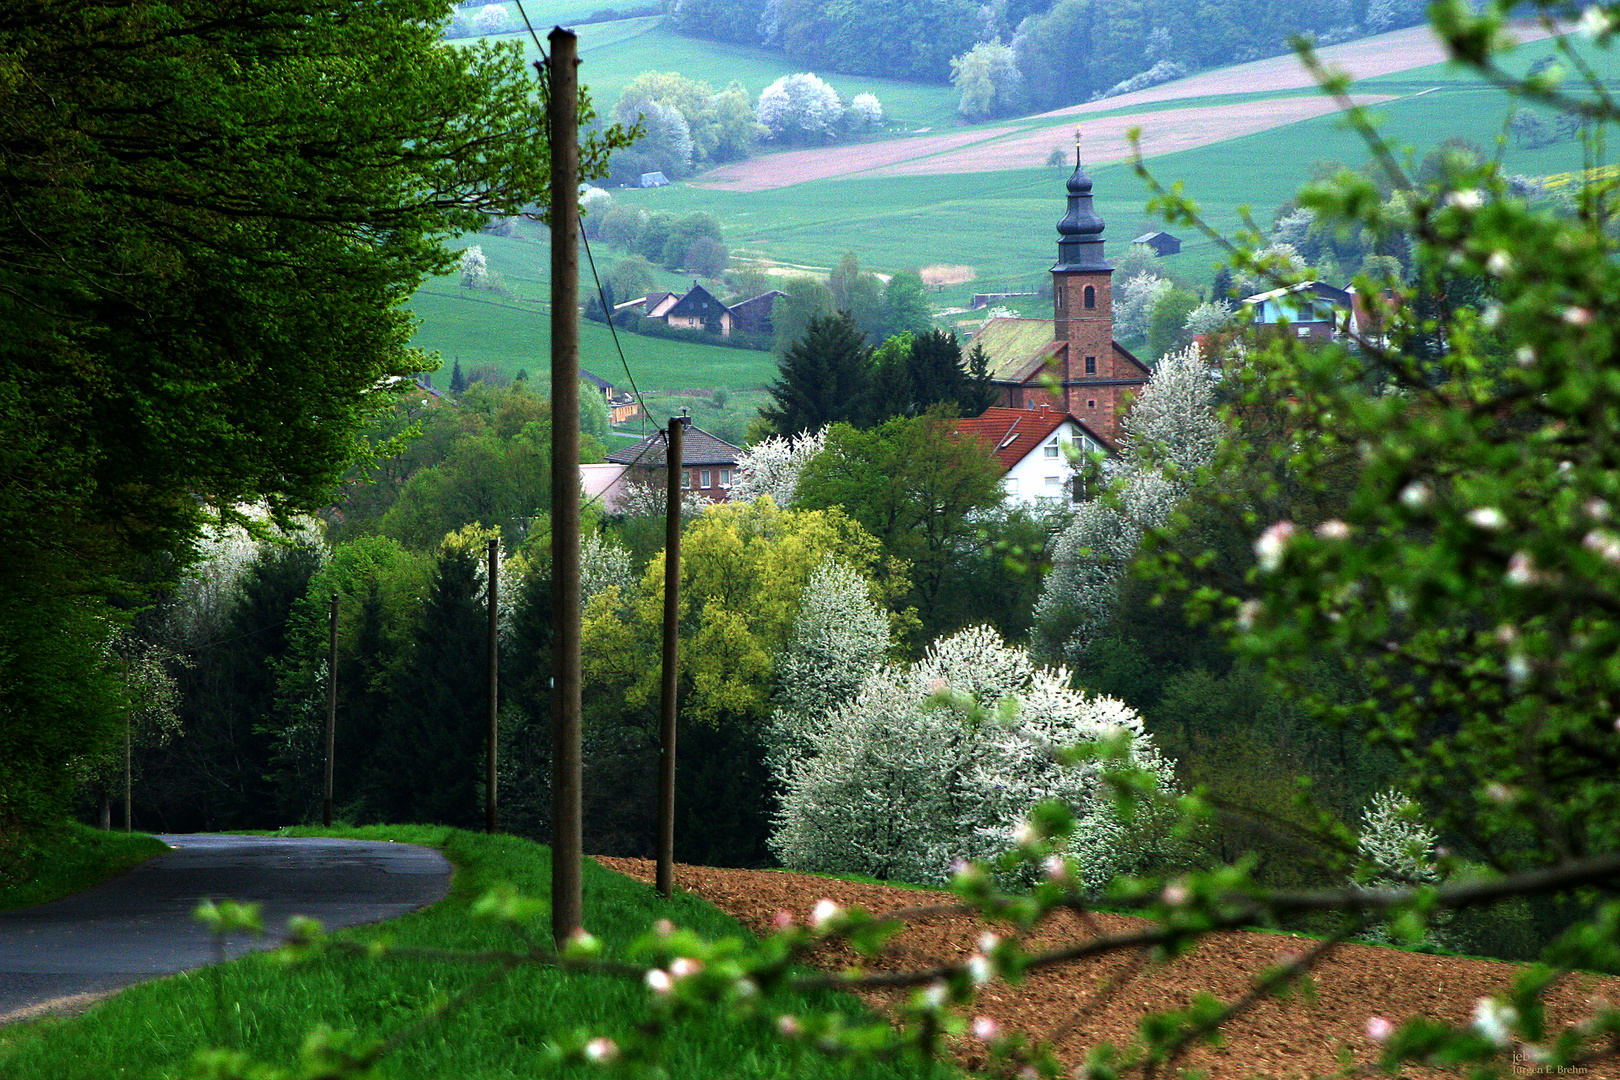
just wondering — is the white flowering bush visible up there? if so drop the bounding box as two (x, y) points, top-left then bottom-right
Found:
(459, 245), (492, 289)
(579, 532), (635, 612)
(1035, 347), (1221, 662)
(766, 556), (890, 773)
(471, 2), (508, 35)
(756, 73), (843, 141)
(1183, 300), (1239, 337)
(1354, 789), (1443, 945)
(730, 425), (827, 507)
(1113, 271), (1173, 342)
(772, 625), (1176, 888)
(847, 92), (883, 128)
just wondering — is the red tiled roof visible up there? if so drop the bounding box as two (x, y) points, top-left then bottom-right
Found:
(956, 406), (1083, 472)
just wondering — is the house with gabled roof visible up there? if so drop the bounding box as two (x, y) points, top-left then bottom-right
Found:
(605, 421), (743, 503)
(966, 159), (1153, 448)
(955, 404), (1107, 506)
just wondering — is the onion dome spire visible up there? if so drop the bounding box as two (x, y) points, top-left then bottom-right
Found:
(1055, 127), (1110, 271)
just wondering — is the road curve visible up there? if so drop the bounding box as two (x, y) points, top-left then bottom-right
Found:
(0, 833), (451, 1021)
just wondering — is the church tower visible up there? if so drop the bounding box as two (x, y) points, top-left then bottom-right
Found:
(1051, 148), (1146, 445)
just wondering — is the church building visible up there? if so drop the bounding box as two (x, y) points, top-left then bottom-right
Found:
(968, 159), (1151, 447)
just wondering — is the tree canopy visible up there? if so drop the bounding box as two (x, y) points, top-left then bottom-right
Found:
(0, 0), (623, 831)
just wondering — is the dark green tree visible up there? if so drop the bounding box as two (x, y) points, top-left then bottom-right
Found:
(379, 548), (487, 828)
(759, 313), (874, 437)
(797, 410), (1005, 640)
(883, 270), (933, 338)
(0, 0), (628, 829)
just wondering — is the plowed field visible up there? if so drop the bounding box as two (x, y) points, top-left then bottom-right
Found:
(596, 857), (1620, 1079)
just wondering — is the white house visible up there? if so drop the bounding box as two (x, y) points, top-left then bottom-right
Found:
(955, 405), (1107, 506)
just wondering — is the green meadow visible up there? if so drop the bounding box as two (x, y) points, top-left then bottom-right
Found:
(411, 21), (1620, 393)
(0, 828), (946, 1080)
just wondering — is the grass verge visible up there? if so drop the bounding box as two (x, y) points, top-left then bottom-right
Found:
(0, 823), (168, 914)
(0, 826), (953, 1080)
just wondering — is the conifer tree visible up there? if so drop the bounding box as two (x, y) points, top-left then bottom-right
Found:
(759, 313), (872, 437)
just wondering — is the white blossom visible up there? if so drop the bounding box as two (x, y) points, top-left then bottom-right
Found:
(756, 73), (843, 140)
(1113, 272), (1173, 342)
(771, 625), (1177, 889)
(471, 2), (509, 34)
(848, 92), (884, 127)
(459, 244), (492, 289)
(1255, 520), (1296, 572)
(1354, 789), (1441, 945)
(1034, 346), (1221, 662)
(1472, 998), (1518, 1048)
(766, 556), (889, 776)
(731, 426), (827, 507)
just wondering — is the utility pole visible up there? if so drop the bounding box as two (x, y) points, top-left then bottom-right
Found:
(323, 593), (338, 828)
(124, 714), (132, 833)
(656, 415), (687, 897)
(486, 538), (500, 834)
(548, 26), (583, 947)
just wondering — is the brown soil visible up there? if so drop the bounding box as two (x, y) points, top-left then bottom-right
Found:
(921, 265), (977, 286)
(861, 95), (1394, 180)
(595, 857), (1620, 1079)
(691, 22), (1559, 193)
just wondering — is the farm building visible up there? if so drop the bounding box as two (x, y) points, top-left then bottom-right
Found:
(966, 162), (1152, 448)
(1241, 280), (1385, 344)
(623, 285), (785, 339)
(1131, 230), (1181, 256)
(638, 171), (669, 188)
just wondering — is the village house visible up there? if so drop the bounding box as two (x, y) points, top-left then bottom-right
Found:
(1241, 280), (1385, 344)
(604, 420), (742, 505)
(580, 369), (643, 424)
(954, 404), (1107, 506)
(967, 158), (1152, 447)
(619, 284), (785, 339)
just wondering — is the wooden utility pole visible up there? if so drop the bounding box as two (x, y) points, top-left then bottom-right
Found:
(656, 415), (686, 897)
(548, 26), (584, 946)
(323, 593), (338, 827)
(486, 538), (500, 834)
(124, 715), (132, 833)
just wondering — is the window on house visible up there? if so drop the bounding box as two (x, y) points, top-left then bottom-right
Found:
(1044, 476), (1061, 492)
(681, 470), (692, 489)
(1044, 439), (1060, 459)
(1084, 285), (1096, 309)
(1087, 399), (1097, 409)
(1084, 355), (1096, 374)
(1004, 477), (1019, 495)
(700, 469), (712, 488)
(720, 468), (732, 487)
(1297, 325), (1311, 338)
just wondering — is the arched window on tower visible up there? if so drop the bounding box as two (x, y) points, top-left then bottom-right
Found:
(1083, 285), (1096, 309)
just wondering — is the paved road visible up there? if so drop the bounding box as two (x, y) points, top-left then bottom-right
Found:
(0, 834), (452, 1020)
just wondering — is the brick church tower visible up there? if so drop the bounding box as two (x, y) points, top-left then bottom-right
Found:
(1050, 156), (1148, 446)
(973, 153), (1151, 448)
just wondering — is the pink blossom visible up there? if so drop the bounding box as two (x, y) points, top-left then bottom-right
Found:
(1043, 854), (1070, 883)
(1162, 882), (1190, 907)
(1366, 1016), (1395, 1043)
(653, 918), (675, 937)
(776, 1014), (803, 1038)
(772, 909), (795, 930)
(1254, 520), (1296, 572)
(1564, 305), (1595, 326)
(584, 1037), (619, 1063)
(670, 957), (702, 980)
(1314, 519), (1351, 541)
(645, 968), (672, 994)
(972, 1016), (1002, 1042)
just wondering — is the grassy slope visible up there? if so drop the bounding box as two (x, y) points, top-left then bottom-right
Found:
(0, 827), (946, 1080)
(0, 825), (168, 914)
(414, 26), (1619, 389)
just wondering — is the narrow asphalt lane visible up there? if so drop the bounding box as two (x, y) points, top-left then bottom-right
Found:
(0, 834), (452, 1020)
